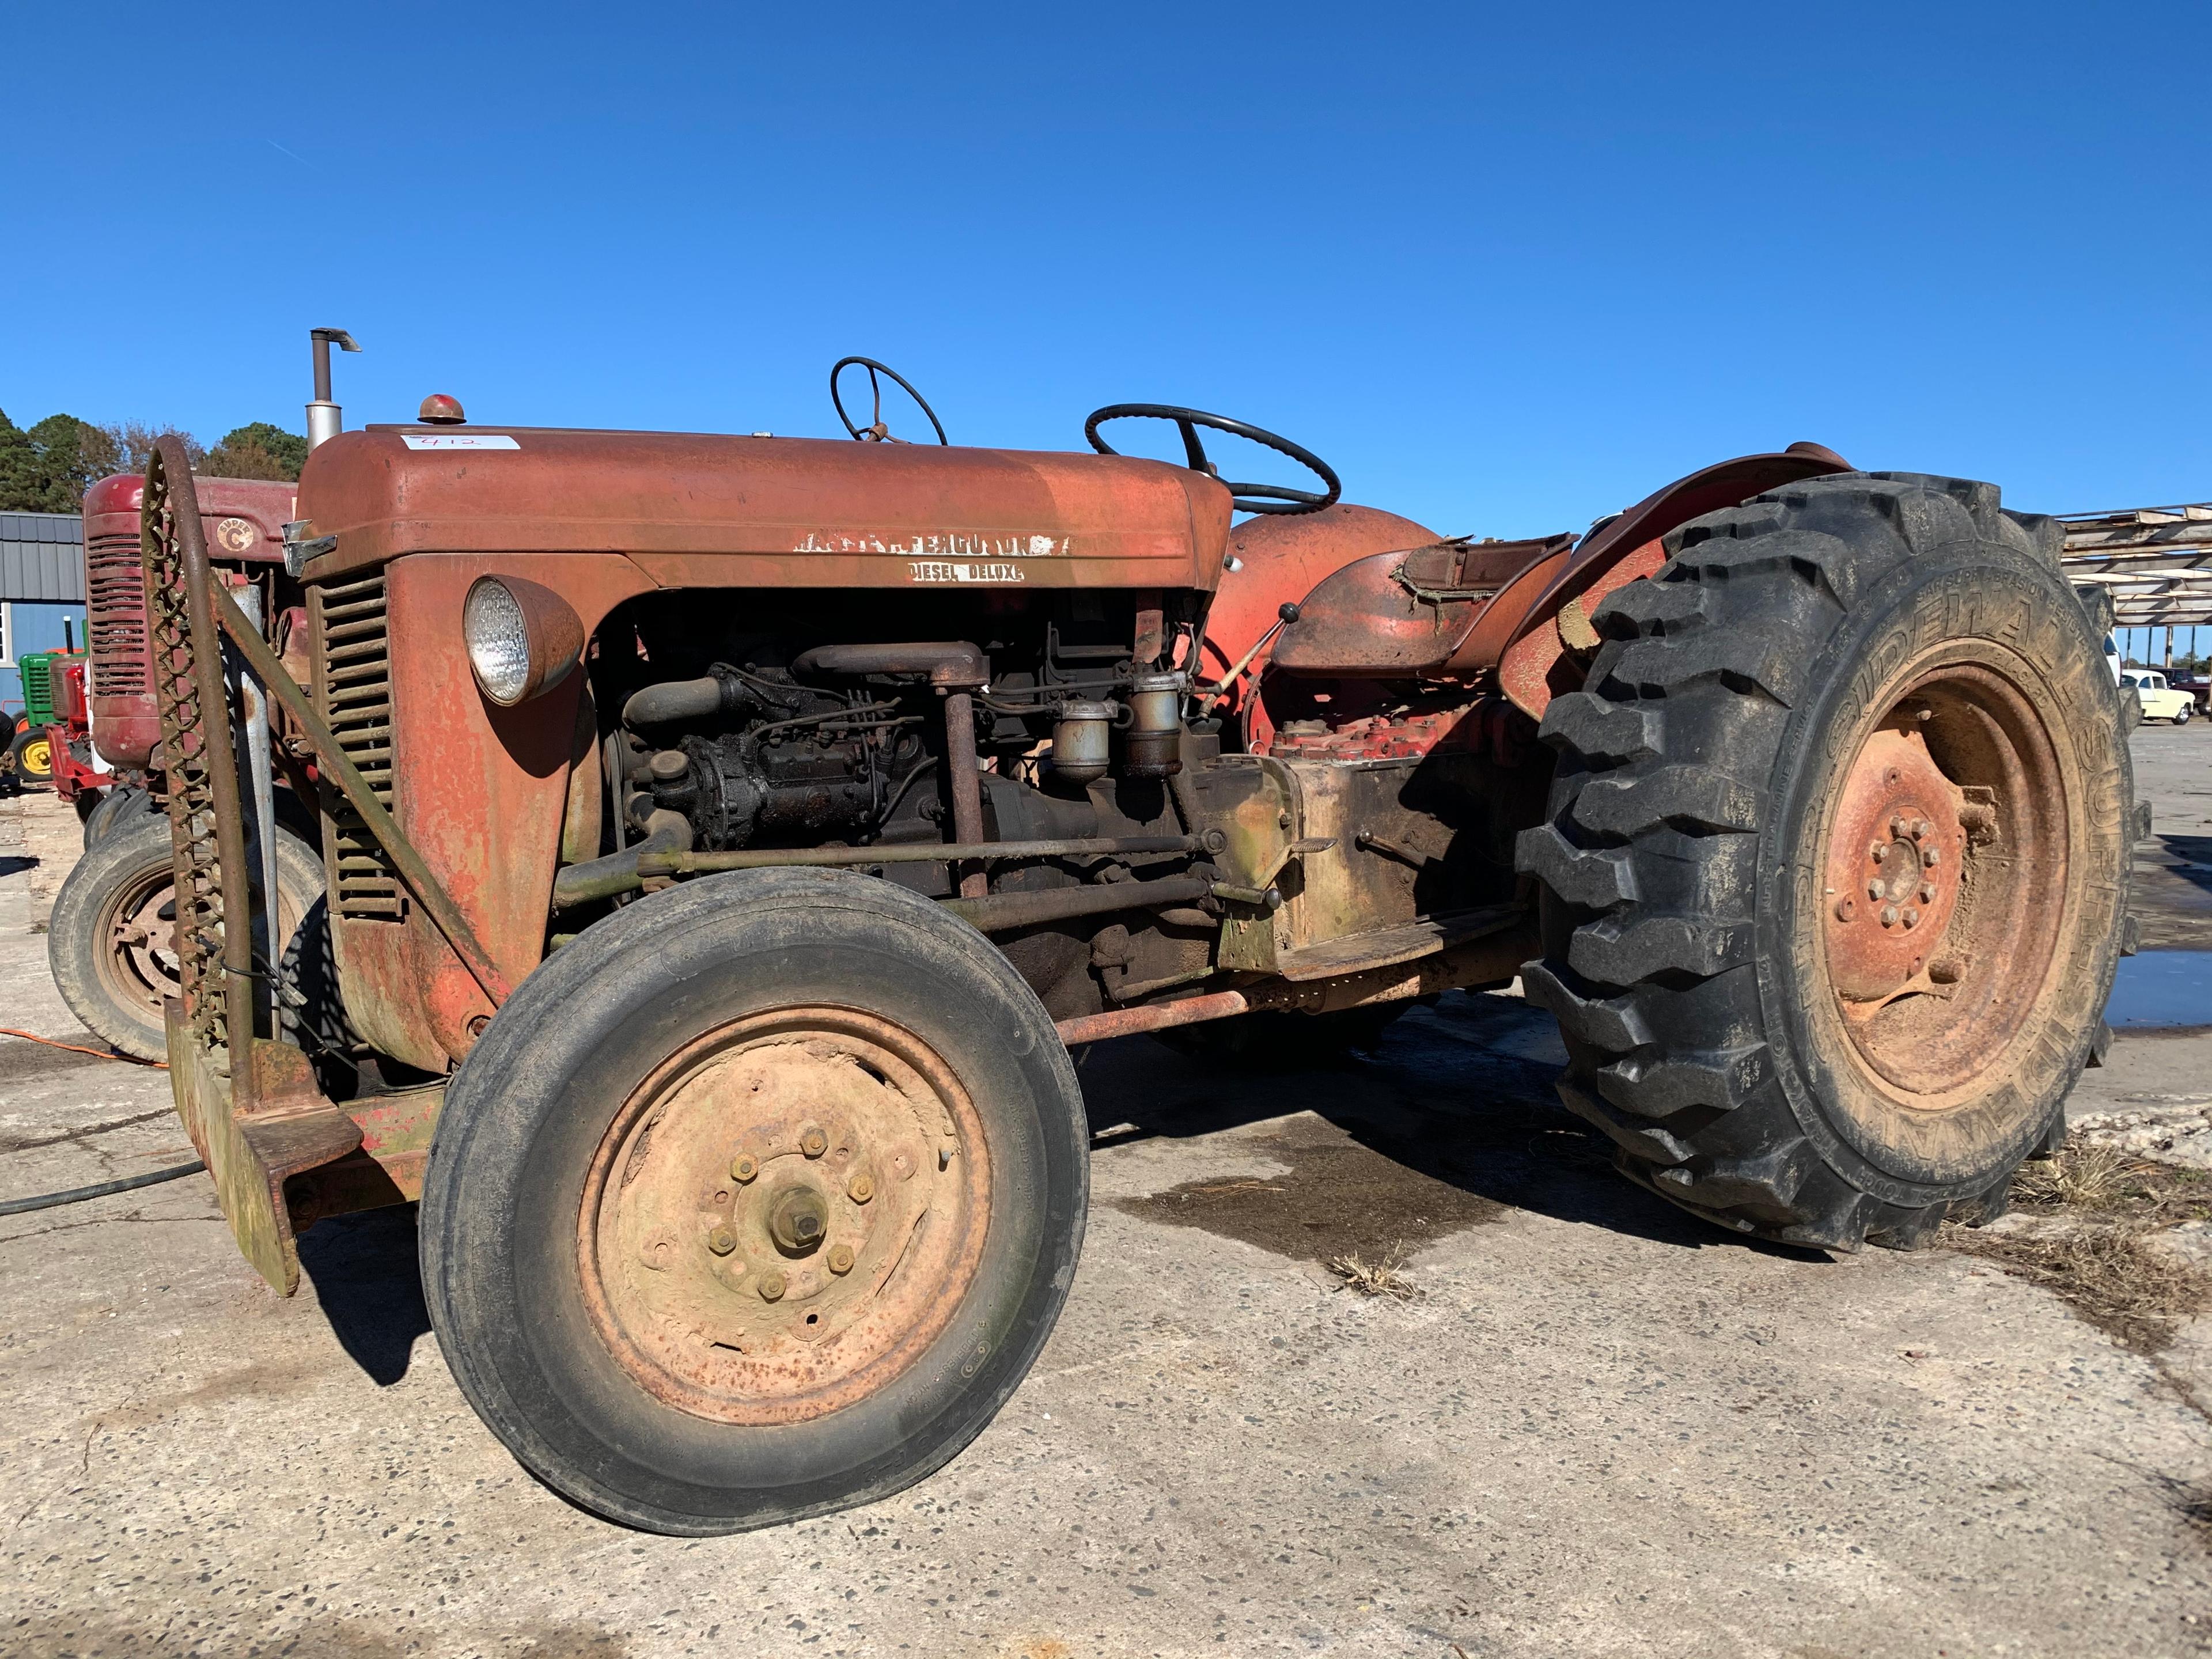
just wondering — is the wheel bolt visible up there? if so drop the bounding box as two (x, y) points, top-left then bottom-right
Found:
(1901, 907), (1919, 929)
(1866, 879), (1884, 901)
(757, 1271), (787, 1302)
(1889, 816), (1908, 840)
(1880, 905), (1899, 927)
(827, 1243), (855, 1275)
(1922, 847), (1940, 869)
(707, 1226), (737, 1256)
(1870, 842), (1888, 865)
(800, 1127), (828, 1159)
(1912, 819), (1932, 841)
(848, 1172), (876, 1204)
(1834, 898), (1858, 922)
(1919, 883), (1936, 905)
(730, 1153), (758, 1183)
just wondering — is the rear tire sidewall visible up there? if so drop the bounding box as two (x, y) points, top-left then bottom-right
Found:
(1762, 550), (2127, 1201)
(421, 867), (1088, 1535)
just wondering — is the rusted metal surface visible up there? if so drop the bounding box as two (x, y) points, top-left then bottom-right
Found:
(942, 692), (988, 898)
(1816, 661), (2070, 1100)
(575, 1007), (991, 1424)
(143, 442), (365, 1294)
(210, 579), (513, 1009)
(1055, 989), (1252, 1046)
(942, 872), (1213, 933)
(82, 471), (296, 770)
(1482, 446), (1851, 718)
(295, 428), (1234, 593)
(640, 834), (1206, 876)
(335, 554), (652, 1071)
(1822, 730), (1968, 1003)
(1494, 539), (1668, 719)
(1267, 534), (1571, 679)
(1200, 505), (1440, 744)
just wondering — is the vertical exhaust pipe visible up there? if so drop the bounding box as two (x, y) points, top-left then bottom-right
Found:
(306, 327), (361, 450)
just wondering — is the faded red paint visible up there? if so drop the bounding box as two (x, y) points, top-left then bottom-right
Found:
(297, 427), (1233, 592)
(81, 472), (298, 770)
(1496, 539), (1668, 719)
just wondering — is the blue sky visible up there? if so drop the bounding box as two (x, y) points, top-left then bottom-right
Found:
(3, 2), (2206, 563)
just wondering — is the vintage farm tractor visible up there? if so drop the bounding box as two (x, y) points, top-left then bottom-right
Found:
(137, 370), (2134, 1535)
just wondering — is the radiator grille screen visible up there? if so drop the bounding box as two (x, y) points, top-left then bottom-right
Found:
(311, 573), (405, 921)
(86, 532), (150, 696)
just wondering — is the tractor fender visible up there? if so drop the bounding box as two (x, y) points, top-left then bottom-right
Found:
(1484, 442), (1851, 718)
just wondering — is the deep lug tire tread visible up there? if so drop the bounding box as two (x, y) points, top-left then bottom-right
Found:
(1517, 472), (2132, 1252)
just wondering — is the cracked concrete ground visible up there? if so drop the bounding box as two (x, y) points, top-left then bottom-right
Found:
(1, 722), (2209, 1659)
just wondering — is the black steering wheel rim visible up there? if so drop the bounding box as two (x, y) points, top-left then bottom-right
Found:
(831, 357), (948, 445)
(1083, 404), (1340, 516)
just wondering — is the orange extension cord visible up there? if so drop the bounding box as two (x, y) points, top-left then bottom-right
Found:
(0, 1028), (168, 1069)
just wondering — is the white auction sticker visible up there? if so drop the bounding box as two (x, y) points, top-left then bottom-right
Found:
(401, 433), (520, 451)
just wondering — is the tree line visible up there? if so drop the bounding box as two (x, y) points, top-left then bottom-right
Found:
(0, 411), (309, 512)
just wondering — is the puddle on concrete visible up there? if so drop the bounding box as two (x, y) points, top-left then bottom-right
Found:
(1113, 1116), (1504, 1260)
(2107, 951), (2212, 1031)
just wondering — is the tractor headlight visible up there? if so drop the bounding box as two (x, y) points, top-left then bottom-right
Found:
(464, 576), (584, 707)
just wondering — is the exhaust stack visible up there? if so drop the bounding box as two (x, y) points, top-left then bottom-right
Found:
(305, 327), (361, 449)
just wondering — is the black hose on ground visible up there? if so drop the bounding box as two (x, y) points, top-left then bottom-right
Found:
(0, 1160), (208, 1218)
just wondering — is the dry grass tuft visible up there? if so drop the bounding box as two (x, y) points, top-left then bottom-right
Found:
(1946, 1224), (2209, 1353)
(1945, 1141), (2212, 1353)
(1325, 1241), (1421, 1301)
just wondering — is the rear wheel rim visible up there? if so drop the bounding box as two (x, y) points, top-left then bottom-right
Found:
(576, 1006), (992, 1427)
(1817, 648), (2069, 1103)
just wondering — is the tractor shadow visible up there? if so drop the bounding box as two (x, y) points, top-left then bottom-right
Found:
(1078, 991), (1820, 1262)
(297, 1203), (431, 1386)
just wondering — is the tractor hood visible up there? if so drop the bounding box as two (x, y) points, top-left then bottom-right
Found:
(293, 426), (1234, 593)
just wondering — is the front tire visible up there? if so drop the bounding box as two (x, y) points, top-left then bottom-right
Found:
(48, 818), (324, 1060)
(1517, 473), (2130, 1251)
(420, 866), (1089, 1535)
(10, 727), (52, 782)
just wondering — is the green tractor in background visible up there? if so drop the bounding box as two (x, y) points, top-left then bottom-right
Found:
(3, 644), (84, 786)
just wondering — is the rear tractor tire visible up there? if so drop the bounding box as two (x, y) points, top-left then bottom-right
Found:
(48, 817), (324, 1061)
(1517, 472), (2131, 1251)
(420, 866), (1089, 1534)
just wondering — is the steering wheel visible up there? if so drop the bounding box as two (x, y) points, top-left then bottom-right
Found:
(1083, 404), (1341, 516)
(831, 357), (948, 445)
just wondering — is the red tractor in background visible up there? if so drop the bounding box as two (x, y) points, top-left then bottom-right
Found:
(47, 329), (365, 1060)
(137, 361), (2135, 1536)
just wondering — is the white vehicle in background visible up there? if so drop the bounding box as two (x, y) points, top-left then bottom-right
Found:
(2120, 668), (2194, 724)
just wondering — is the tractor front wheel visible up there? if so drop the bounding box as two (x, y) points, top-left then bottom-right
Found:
(420, 866), (1089, 1534)
(10, 726), (53, 783)
(48, 818), (324, 1060)
(1517, 472), (2131, 1251)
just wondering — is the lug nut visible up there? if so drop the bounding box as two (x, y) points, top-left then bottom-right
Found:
(707, 1226), (737, 1256)
(800, 1127), (828, 1159)
(1834, 899), (1858, 922)
(827, 1243), (855, 1275)
(1922, 847), (1940, 869)
(1879, 905), (1899, 927)
(848, 1172), (876, 1204)
(757, 1271), (787, 1302)
(1867, 879), (1885, 901)
(1919, 883), (1936, 905)
(1889, 816), (1908, 840)
(1900, 907), (1919, 929)
(731, 1153), (758, 1183)
(1912, 819), (1932, 841)
(1870, 842), (1888, 865)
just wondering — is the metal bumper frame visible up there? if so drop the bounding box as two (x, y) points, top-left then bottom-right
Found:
(142, 441), (492, 1293)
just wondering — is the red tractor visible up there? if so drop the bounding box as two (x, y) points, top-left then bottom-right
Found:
(135, 368), (2134, 1535)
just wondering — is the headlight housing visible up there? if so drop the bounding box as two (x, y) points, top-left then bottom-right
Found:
(463, 575), (584, 707)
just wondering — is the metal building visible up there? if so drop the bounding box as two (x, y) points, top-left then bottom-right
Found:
(1, 510), (87, 714)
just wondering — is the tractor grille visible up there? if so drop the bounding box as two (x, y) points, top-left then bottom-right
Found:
(19, 654), (51, 717)
(311, 573), (406, 921)
(85, 531), (150, 696)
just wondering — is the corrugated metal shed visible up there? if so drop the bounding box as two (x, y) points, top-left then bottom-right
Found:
(0, 512), (86, 604)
